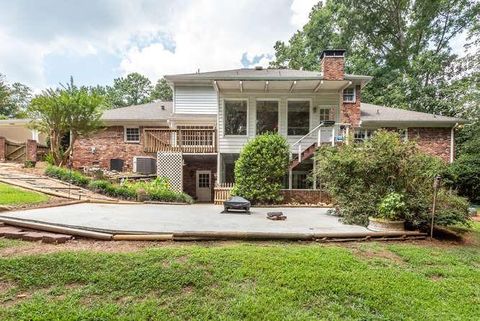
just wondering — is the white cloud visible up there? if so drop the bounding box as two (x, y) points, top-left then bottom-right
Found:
(290, 0), (320, 29)
(0, 0), (320, 89)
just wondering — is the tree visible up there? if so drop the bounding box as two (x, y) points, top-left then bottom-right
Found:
(110, 72), (153, 107)
(151, 78), (173, 101)
(271, 0), (480, 116)
(0, 74), (10, 118)
(232, 133), (290, 204)
(0, 74), (33, 118)
(29, 79), (105, 166)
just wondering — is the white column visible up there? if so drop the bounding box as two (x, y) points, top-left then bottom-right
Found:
(331, 127), (335, 147)
(450, 126), (455, 163)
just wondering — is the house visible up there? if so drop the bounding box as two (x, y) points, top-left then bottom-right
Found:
(72, 49), (465, 202)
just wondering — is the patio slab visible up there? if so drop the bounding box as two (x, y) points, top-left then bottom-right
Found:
(0, 203), (371, 236)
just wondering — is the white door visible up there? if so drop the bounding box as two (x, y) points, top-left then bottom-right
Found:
(196, 170), (212, 202)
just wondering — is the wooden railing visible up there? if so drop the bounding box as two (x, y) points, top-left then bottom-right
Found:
(144, 128), (216, 153)
(214, 183), (234, 205)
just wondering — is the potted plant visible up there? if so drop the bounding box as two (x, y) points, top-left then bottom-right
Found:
(368, 192), (406, 231)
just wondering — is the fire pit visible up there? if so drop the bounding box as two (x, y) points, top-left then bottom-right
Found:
(223, 196), (251, 214)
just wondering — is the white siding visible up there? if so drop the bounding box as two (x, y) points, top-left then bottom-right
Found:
(174, 86), (218, 114)
(218, 91), (340, 154)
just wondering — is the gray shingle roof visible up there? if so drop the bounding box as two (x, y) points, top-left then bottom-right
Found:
(360, 103), (466, 126)
(165, 68), (372, 82)
(101, 101), (173, 121)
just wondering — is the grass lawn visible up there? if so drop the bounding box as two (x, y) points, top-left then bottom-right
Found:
(0, 232), (479, 321)
(0, 183), (49, 206)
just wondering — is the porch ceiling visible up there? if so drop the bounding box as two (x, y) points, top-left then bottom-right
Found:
(215, 80), (350, 93)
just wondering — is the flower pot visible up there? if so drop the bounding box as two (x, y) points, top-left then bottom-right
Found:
(367, 217), (406, 232)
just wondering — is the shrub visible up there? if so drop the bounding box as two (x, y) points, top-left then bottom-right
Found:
(232, 133), (290, 204)
(315, 130), (470, 229)
(377, 192), (406, 221)
(45, 165), (90, 187)
(446, 155), (480, 204)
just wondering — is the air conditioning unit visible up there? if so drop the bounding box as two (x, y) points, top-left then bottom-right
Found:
(133, 156), (156, 174)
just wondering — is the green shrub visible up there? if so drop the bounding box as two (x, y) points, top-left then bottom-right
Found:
(232, 133), (290, 204)
(315, 130), (470, 229)
(377, 192), (406, 220)
(45, 165), (90, 187)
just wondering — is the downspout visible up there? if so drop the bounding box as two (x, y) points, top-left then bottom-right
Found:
(450, 123), (459, 163)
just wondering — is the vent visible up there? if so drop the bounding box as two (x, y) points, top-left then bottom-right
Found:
(133, 156), (156, 174)
(110, 159), (124, 172)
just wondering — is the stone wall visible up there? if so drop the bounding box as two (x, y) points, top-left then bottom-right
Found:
(0, 137), (5, 161)
(183, 155), (217, 200)
(72, 126), (156, 171)
(409, 127), (452, 162)
(341, 85), (361, 127)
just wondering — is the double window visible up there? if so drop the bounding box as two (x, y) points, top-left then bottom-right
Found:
(287, 100), (310, 136)
(224, 100), (247, 135)
(343, 87), (355, 103)
(256, 100), (279, 134)
(124, 127), (140, 143)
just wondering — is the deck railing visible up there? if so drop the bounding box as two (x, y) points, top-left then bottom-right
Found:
(144, 128), (216, 153)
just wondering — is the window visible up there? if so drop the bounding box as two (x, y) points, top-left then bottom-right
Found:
(224, 100), (247, 135)
(319, 108), (331, 122)
(354, 129), (373, 142)
(125, 127), (140, 143)
(198, 173), (210, 188)
(343, 87), (355, 103)
(256, 100), (278, 134)
(287, 100), (310, 136)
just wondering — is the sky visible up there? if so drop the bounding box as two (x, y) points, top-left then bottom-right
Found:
(0, 0), (319, 90)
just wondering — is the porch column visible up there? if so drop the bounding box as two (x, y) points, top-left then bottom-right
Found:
(217, 153), (222, 185)
(313, 157), (317, 190)
(288, 168), (292, 190)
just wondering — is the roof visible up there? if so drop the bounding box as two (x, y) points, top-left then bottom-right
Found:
(360, 103), (467, 127)
(101, 101), (173, 121)
(165, 68), (372, 83)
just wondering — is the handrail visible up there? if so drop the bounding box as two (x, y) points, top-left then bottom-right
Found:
(292, 122), (330, 148)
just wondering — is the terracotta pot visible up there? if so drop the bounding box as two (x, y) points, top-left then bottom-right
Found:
(367, 217), (406, 232)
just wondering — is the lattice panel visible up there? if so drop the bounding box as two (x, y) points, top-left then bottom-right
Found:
(157, 152), (183, 192)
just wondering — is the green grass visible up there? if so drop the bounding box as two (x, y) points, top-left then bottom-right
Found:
(0, 239), (479, 321)
(0, 183), (49, 206)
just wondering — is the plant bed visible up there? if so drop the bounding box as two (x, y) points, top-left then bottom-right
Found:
(44, 166), (193, 204)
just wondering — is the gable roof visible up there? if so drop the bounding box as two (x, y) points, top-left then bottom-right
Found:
(101, 101), (173, 121)
(360, 103), (466, 127)
(165, 68), (372, 83)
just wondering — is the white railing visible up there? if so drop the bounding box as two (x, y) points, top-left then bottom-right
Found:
(290, 123), (348, 163)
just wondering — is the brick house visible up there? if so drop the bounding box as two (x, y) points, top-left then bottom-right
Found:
(72, 49), (465, 202)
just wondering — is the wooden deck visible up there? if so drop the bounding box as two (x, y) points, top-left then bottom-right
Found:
(143, 128), (216, 153)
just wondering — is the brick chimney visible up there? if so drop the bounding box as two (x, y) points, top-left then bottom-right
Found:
(320, 49), (345, 80)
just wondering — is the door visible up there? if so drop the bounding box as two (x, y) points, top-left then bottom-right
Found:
(196, 170), (212, 202)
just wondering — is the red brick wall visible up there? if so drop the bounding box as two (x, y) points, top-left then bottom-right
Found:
(321, 56), (344, 80)
(409, 127), (452, 162)
(0, 137), (5, 161)
(26, 139), (37, 162)
(341, 85), (361, 127)
(183, 156), (217, 200)
(72, 126), (156, 171)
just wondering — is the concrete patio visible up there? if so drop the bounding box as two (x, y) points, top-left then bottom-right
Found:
(0, 203), (426, 240)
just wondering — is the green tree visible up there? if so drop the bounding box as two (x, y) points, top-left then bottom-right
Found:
(271, 0), (480, 116)
(232, 133), (290, 204)
(0, 74), (32, 118)
(110, 72), (153, 107)
(151, 78), (173, 101)
(29, 79), (105, 166)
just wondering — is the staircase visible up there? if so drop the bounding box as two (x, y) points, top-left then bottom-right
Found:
(289, 122), (345, 170)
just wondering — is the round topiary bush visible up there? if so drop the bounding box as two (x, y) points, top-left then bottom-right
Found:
(232, 133), (290, 204)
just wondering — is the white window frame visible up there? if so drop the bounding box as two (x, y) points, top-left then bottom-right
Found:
(255, 98), (280, 136)
(286, 98), (312, 137)
(343, 87), (356, 103)
(124, 126), (140, 143)
(223, 98), (249, 137)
